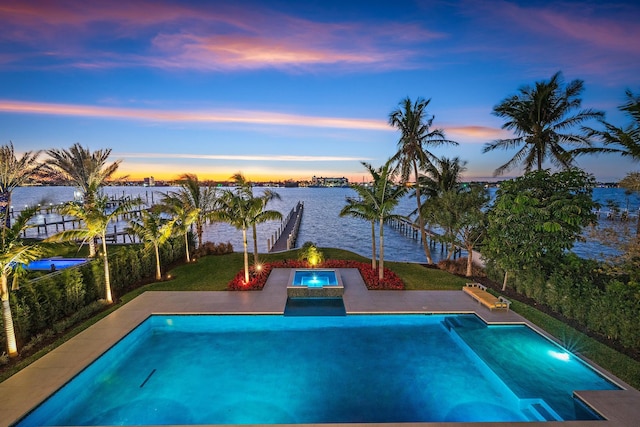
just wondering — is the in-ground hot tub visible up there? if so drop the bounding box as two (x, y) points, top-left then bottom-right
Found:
(287, 269), (344, 297)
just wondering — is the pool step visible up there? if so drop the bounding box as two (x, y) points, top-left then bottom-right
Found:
(443, 315), (486, 332)
(520, 399), (563, 421)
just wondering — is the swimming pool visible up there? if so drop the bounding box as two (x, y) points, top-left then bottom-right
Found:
(15, 314), (618, 426)
(24, 258), (89, 271)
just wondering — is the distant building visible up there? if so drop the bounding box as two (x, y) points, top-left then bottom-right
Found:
(143, 176), (155, 187)
(310, 176), (349, 187)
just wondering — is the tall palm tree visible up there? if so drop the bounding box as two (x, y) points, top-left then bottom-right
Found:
(166, 174), (217, 248)
(215, 174), (282, 282)
(0, 142), (43, 228)
(45, 144), (123, 256)
(127, 209), (174, 280)
(231, 173), (282, 265)
(340, 193), (378, 271)
(484, 71), (603, 176)
(214, 188), (254, 283)
(355, 159), (407, 280)
(389, 97), (458, 264)
(159, 193), (200, 263)
(0, 206), (46, 357)
(46, 196), (137, 304)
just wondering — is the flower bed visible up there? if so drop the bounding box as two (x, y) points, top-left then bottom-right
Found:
(227, 259), (405, 290)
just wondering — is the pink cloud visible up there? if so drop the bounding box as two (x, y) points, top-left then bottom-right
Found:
(444, 125), (509, 141)
(0, 99), (391, 131)
(150, 33), (395, 70)
(0, 1), (443, 71)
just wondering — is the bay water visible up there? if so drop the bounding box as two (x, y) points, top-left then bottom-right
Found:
(10, 186), (640, 264)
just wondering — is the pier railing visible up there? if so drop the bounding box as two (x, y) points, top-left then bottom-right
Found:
(268, 201), (304, 252)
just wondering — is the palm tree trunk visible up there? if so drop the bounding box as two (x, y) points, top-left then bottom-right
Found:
(1, 274), (19, 357)
(154, 243), (162, 280)
(83, 198), (97, 257)
(184, 232), (191, 263)
(378, 217), (385, 280)
(252, 223), (259, 266)
(88, 238), (97, 258)
(102, 237), (113, 303)
(413, 160), (433, 263)
(370, 220), (377, 271)
(242, 228), (249, 283)
(197, 221), (204, 248)
(502, 270), (509, 291)
(1, 190), (11, 229)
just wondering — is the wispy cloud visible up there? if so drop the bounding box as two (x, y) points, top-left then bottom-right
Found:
(0, 99), (390, 130)
(0, 1), (443, 71)
(117, 152), (370, 162)
(493, 1), (640, 54)
(443, 125), (509, 141)
(460, 0), (640, 81)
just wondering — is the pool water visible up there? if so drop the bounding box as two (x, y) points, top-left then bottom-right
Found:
(292, 270), (338, 287)
(15, 314), (618, 426)
(24, 258), (88, 271)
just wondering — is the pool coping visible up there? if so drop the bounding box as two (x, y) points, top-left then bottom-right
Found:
(1, 267), (639, 427)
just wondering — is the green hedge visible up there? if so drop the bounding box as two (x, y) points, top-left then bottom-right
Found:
(486, 255), (640, 354)
(2, 236), (187, 354)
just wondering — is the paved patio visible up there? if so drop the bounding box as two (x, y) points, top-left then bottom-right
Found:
(1, 268), (639, 427)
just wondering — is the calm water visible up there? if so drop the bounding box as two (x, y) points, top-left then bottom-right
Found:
(11, 185), (640, 263)
(15, 314), (618, 426)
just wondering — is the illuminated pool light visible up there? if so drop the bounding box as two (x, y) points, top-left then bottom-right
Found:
(549, 350), (571, 361)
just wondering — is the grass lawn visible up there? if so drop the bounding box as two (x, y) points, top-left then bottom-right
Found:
(144, 248), (468, 292)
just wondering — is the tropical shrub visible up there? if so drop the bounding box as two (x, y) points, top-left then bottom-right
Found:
(194, 241), (234, 257)
(0, 236), (188, 355)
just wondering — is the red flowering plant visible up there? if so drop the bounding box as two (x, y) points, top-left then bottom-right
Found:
(227, 258), (405, 290)
(322, 259), (405, 290)
(227, 259), (309, 290)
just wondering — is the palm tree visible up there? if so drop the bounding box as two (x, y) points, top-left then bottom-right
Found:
(355, 159), (407, 280)
(419, 156), (470, 260)
(46, 196), (136, 304)
(389, 96), (458, 264)
(215, 174), (282, 282)
(0, 142), (43, 228)
(419, 156), (468, 199)
(484, 71), (603, 176)
(127, 209), (174, 280)
(340, 193), (378, 271)
(231, 173), (282, 265)
(166, 174), (218, 248)
(214, 188), (254, 283)
(159, 193), (200, 263)
(45, 144), (123, 256)
(576, 90), (640, 161)
(0, 206), (46, 357)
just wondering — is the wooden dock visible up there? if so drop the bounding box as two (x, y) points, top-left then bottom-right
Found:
(268, 202), (304, 252)
(386, 217), (463, 259)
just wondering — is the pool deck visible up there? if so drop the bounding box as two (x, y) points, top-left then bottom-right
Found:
(2, 268), (639, 427)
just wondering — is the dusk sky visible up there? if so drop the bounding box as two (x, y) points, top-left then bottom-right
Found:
(1, 0), (639, 182)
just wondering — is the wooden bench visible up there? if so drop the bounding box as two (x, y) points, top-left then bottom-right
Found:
(463, 283), (511, 311)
